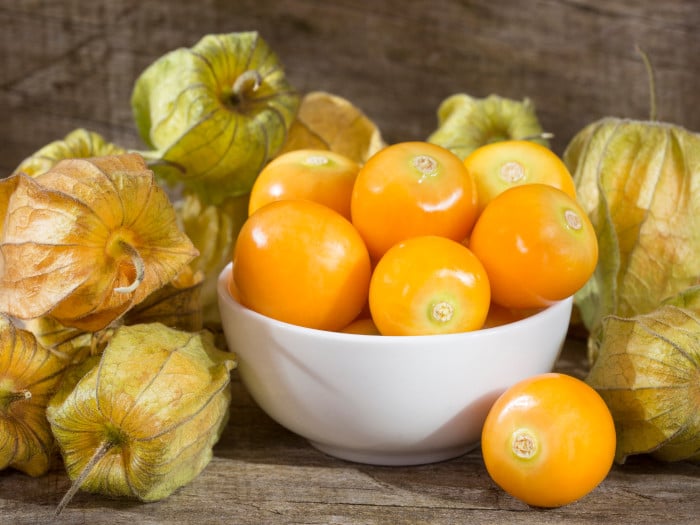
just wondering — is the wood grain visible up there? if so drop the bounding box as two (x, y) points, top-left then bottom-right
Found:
(1, 340), (698, 525)
(1, 0), (699, 175)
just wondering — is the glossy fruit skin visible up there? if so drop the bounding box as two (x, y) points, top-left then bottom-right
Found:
(369, 235), (490, 335)
(232, 199), (371, 331)
(469, 184), (598, 309)
(481, 302), (542, 329)
(351, 141), (479, 261)
(481, 372), (616, 508)
(463, 140), (577, 214)
(248, 149), (360, 220)
(339, 317), (380, 335)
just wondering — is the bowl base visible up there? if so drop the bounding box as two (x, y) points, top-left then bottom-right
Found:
(308, 440), (479, 466)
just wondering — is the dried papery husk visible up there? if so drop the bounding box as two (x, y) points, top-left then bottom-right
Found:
(0, 153), (198, 331)
(277, 91), (386, 164)
(0, 176), (18, 233)
(18, 318), (94, 364)
(131, 31), (300, 204)
(564, 118), (700, 361)
(175, 191), (250, 325)
(662, 284), (700, 310)
(124, 266), (205, 332)
(427, 93), (550, 160)
(586, 301), (700, 463)
(0, 314), (68, 476)
(17, 316), (112, 365)
(13, 128), (126, 177)
(46, 323), (236, 513)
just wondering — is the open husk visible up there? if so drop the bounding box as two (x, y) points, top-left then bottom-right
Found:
(0, 153), (198, 331)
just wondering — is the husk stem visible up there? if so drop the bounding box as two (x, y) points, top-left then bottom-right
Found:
(521, 131), (555, 141)
(635, 44), (658, 121)
(114, 240), (145, 294)
(230, 70), (262, 111)
(0, 389), (31, 411)
(54, 440), (114, 516)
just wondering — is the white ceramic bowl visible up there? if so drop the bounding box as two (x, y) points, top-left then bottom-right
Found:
(217, 263), (572, 466)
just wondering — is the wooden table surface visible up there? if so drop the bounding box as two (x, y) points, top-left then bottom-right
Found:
(1, 337), (698, 525)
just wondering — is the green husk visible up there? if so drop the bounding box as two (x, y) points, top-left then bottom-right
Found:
(564, 118), (700, 361)
(131, 31), (300, 204)
(586, 297), (700, 464)
(47, 323), (235, 513)
(427, 93), (550, 160)
(13, 128), (126, 177)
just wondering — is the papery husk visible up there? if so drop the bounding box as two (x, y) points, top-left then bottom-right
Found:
(47, 323), (236, 510)
(17, 316), (109, 365)
(564, 118), (700, 361)
(131, 31), (299, 204)
(175, 191), (250, 326)
(20, 269), (206, 349)
(427, 93), (549, 160)
(123, 265), (205, 331)
(586, 298), (700, 464)
(0, 153), (198, 331)
(0, 176), (18, 233)
(0, 314), (68, 476)
(277, 91), (386, 164)
(13, 128), (126, 177)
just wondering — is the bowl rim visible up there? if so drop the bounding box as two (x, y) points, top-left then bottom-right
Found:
(217, 262), (573, 344)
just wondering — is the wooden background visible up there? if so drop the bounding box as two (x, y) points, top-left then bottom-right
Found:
(1, 0), (700, 175)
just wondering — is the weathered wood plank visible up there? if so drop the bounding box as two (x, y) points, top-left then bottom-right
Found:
(2, 0), (699, 175)
(1, 340), (698, 525)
